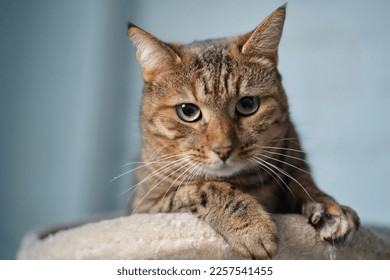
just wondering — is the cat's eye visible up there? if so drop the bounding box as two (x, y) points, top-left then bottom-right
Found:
(176, 103), (202, 122)
(235, 96), (260, 116)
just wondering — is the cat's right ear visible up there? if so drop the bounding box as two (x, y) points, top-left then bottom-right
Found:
(128, 23), (181, 82)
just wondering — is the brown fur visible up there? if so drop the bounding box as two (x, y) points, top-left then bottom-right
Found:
(127, 5), (359, 259)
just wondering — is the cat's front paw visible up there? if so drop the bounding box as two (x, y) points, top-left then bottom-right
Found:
(303, 201), (360, 243)
(226, 213), (279, 260)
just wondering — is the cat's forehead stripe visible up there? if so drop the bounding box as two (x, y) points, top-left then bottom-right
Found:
(190, 47), (243, 101)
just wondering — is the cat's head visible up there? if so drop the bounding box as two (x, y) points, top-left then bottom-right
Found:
(129, 6), (290, 179)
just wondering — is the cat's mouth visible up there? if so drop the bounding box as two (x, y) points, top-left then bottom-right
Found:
(201, 162), (247, 178)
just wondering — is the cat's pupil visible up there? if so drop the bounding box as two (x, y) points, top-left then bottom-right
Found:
(182, 104), (197, 116)
(241, 97), (254, 109)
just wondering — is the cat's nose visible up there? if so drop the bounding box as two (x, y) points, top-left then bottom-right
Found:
(212, 145), (233, 162)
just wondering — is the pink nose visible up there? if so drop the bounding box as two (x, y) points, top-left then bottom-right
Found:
(212, 146), (233, 162)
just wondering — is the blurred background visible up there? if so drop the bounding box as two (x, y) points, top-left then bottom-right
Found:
(1, 0), (389, 259)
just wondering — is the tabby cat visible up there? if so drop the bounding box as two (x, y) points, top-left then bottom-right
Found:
(127, 5), (359, 259)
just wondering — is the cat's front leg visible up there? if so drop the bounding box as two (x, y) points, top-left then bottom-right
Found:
(173, 181), (279, 259)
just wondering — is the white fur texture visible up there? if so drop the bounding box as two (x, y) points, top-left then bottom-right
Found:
(17, 213), (390, 260)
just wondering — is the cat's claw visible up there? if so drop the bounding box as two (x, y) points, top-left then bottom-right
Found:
(303, 202), (360, 244)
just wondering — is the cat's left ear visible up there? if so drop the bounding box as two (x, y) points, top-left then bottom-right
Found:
(241, 5), (286, 64)
(128, 23), (181, 82)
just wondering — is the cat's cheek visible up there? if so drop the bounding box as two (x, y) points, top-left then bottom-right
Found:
(145, 116), (188, 141)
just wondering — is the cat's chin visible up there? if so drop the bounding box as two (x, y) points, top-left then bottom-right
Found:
(201, 163), (247, 179)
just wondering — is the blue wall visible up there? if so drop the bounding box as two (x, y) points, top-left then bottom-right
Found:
(0, 0), (138, 259)
(1, 0), (389, 259)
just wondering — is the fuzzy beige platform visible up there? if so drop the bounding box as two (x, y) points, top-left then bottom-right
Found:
(17, 213), (390, 260)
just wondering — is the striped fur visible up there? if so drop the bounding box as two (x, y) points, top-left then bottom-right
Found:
(127, 6), (359, 259)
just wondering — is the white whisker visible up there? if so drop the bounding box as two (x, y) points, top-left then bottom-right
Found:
(257, 152), (311, 175)
(250, 158), (295, 198)
(261, 145), (305, 154)
(120, 157), (188, 197)
(269, 137), (300, 145)
(132, 159), (193, 214)
(147, 146), (166, 162)
(187, 163), (202, 183)
(120, 152), (187, 167)
(261, 149), (311, 164)
(254, 156), (315, 202)
(247, 160), (264, 189)
(111, 153), (187, 182)
(173, 163), (203, 204)
(161, 161), (197, 203)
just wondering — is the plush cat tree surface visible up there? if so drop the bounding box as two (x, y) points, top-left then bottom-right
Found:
(17, 213), (390, 260)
